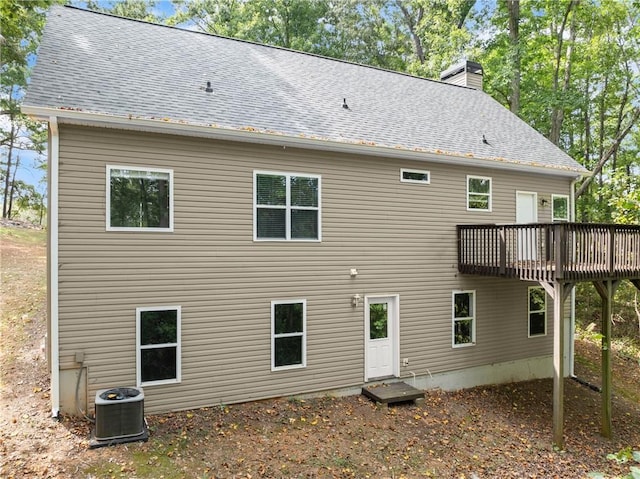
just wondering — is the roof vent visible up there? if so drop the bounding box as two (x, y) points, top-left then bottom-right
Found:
(205, 81), (213, 93)
(440, 61), (483, 90)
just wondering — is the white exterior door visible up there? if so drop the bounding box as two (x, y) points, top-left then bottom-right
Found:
(365, 295), (399, 381)
(516, 191), (538, 261)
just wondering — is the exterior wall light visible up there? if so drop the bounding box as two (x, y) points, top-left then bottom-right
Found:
(351, 294), (362, 307)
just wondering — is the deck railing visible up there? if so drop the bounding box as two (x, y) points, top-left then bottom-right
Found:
(457, 223), (640, 282)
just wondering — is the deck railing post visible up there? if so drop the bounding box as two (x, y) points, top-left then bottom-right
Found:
(608, 225), (615, 276)
(499, 226), (506, 275)
(457, 225), (463, 272)
(554, 224), (565, 280)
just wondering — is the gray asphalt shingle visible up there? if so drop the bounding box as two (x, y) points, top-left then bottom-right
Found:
(24, 5), (586, 174)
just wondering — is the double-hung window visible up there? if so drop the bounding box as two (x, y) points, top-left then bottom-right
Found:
(271, 300), (306, 370)
(528, 287), (547, 337)
(552, 195), (569, 222)
(107, 166), (173, 231)
(453, 291), (476, 347)
(137, 306), (181, 386)
(254, 171), (320, 241)
(467, 176), (492, 211)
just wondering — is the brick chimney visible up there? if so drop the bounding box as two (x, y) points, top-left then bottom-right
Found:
(440, 61), (483, 90)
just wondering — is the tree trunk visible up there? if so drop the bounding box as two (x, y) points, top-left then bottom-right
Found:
(506, 0), (520, 115)
(7, 156), (20, 219)
(549, 0), (578, 145)
(612, 73), (631, 172)
(397, 1), (425, 64)
(2, 123), (16, 218)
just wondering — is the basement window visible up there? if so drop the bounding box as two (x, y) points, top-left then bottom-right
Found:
(528, 287), (547, 337)
(137, 306), (181, 386)
(107, 165), (173, 231)
(271, 300), (306, 370)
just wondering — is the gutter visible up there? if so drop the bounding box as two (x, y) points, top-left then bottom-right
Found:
(49, 116), (60, 418)
(21, 106), (587, 179)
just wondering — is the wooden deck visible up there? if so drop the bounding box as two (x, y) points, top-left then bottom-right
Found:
(362, 382), (425, 406)
(458, 223), (640, 282)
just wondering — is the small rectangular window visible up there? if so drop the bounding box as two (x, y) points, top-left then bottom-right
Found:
(467, 175), (492, 211)
(452, 291), (476, 347)
(400, 168), (430, 184)
(107, 166), (173, 231)
(137, 306), (181, 386)
(528, 287), (547, 337)
(271, 300), (306, 370)
(255, 172), (320, 241)
(552, 195), (569, 222)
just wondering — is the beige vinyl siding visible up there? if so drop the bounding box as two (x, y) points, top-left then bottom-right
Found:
(57, 125), (572, 414)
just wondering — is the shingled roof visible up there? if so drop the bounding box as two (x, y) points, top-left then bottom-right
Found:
(23, 5), (586, 175)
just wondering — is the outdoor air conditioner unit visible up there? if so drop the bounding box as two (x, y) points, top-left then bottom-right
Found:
(90, 387), (148, 448)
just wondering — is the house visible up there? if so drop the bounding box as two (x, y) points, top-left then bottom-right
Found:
(23, 6), (640, 447)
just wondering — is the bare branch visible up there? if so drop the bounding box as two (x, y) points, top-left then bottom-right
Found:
(575, 106), (640, 198)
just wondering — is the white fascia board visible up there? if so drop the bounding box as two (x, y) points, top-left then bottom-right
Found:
(22, 106), (588, 179)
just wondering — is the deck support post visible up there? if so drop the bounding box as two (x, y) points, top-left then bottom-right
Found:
(593, 279), (620, 439)
(552, 281), (565, 449)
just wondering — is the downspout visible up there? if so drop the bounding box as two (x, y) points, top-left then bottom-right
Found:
(569, 177), (578, 377)
(49, 116), (60, 418)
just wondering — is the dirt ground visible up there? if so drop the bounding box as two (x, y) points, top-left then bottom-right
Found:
(1, 224), (640, 479)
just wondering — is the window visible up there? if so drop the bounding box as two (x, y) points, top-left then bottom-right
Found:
(528, 287), (547, 337)
(467, 176), (492, 211)
(271, 300), (306, 370)
(400, 168), (430, 184)
(137, 306), (181, 386)
(552, 195), (569, 222)
(107, 166), (173, 231)
(254, 172), (320, 241)
(452, 291), (476, 347)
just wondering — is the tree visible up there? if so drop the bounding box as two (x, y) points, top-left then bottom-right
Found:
(84, 0), (161, 22)
(1, 0), (54, 219)
(479, 0), (640, 223)
(395, 0), (477, 78)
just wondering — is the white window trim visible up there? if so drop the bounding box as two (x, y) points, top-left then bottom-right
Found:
(551, 194), (570, 222)
(106, 165), (174, 232)
(136, 305), (181, 387)
(253, 170), (321, 242)
(452, 290), (476, 348)
(400, 168), (431, 184)
(466, 175), (492, 212)
(528, 287), (547, 338)
(271, 299), (307, 371)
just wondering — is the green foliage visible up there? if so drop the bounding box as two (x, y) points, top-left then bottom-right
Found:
(590, 448), (640, 478)
(369, 303), (388, 339)
(109, 171), (171, 228)
(84, 0), (162, 22)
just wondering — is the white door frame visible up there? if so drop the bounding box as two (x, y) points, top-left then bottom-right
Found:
(364, 294), (400, 382)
